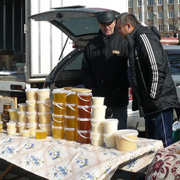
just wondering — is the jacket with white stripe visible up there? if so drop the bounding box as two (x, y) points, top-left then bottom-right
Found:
(127, 24), (180, 117)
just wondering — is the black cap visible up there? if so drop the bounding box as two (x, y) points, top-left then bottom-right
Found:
(97, 11), (115, 24)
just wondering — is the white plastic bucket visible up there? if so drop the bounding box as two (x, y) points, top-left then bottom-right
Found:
(27, 123), (38, 136)
(91, 105), (107, 120)
(104, 133), (116, 148)
(7, 128), (17, 135)
(37, 88), (50, 101)
(17, 111), (27, 123)
(37, 100), (51, 112)
(18, 103), (27, 112)
(114, 129), (138, 151)
(26, 112), (38, 123)
(90, 132), (104, 146)
(21, 129), (31, 137)
(91, 119), (104, 133)
(6, 121), (16, 130)
(8, 109), (18, 121)
(26, 100), (38, 112)
(104, 119), (118, 134)
(25, 88), (39, 101)
(52, 89), (67, 103)
(38, 112), (51, 124)
(92, 97), (104, 106)
(17, 122), (26, 134)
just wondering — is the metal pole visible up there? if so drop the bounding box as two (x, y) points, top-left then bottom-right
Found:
(3, 0), (6, 49)
(141, 0), (145, 24)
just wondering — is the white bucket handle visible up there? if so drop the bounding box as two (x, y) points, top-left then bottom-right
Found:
(65, 92), (71, 97)
(90, 135), (103, 140)
(52, 116), (64, 123)
(68, 104), (76, 111)
(26, 115), (38, 119)
(37, 91), (49, 96)
(40, 101), (51, 107)
(91, 123), (104, 127)
(77, 94), (91, 102)
(81, 107), (91, 114)
(55, 103), (65, 109)
(27, 123), (36, 128)
(78, 131), (90, 139)
(26, 101), (38, 107)
(122, 135), (138, 143)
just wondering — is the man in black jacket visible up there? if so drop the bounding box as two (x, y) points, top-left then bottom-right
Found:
(116, 13), (180, 147)
(82, 11), (129, 129)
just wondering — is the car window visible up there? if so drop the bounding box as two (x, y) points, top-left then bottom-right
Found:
(168, 54), (180, 75)
(57, 17), (99, 36)
(64, 53), (83, 70)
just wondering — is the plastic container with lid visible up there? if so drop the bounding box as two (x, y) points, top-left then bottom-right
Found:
(91, 119), (104, 133)
(104, 119), (118, 134)
(104, 133), (116, 148)
(8, 109), (18, 121)
(78, 118), (91, 131)
(91, 105), (107, 120)
(37, 88), (50, 101)
(53, 102), (65, 115)
(21, 129), (31, 137)
(26, 112), (38, 123)
(77, 92), (92, 106)
(52, 126), (64, 139)
(90, 132), (104, 146)
(38, 112), (51, 124)
(114, 129), (138, 151)
(65, 104), (78, 116)
(18, 103), (27, 112)
(27, 123), (38, 136)
(6, 121), (16, 130)
(52, 114), (65, 127)
(37, 100), (51, 112)
(35, 129), (47, 139)
(65, 127), (77, 141)
(92, 97), (104, 106)
(7, 128), (17, 135)
(65, 91), (78, 104)
(65, 115), (77, 128)
(77, 130), (90, 144)
(52, 89), (67, 104)
(25, 88), (39, 101)
(17, 122), (26, 133)
(77, 105), (91, 118)
(26, 100), (38, 112)
(17, 111), (27, 123)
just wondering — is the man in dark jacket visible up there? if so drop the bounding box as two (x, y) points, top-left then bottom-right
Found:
(82, 11), (129, 129)
(116, 13), (180, 147)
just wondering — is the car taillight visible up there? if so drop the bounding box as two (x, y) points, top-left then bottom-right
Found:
(72, 44), (76, 48)
(129, 87), (133, 100)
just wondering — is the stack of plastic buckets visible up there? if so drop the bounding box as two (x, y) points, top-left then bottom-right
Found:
(37, 89), (51, 136)
(76, 90), (92, 144)
(91, 97), (107, 146)
(103, 118), (119, 148)
(25, 88), (39, 136)
(17, 103), (27, 134)
(52, 89), (66, 139)
(64, 90), (78, 141)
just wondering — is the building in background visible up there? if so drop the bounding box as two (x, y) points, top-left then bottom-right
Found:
(128, 0), (180, 37)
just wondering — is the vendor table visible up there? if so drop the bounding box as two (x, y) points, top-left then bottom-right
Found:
(146, 141), (180, 180)
(0, 133), (163, 180)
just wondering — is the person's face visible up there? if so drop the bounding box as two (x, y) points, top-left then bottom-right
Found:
(99, 20), (116, 35)
(116, 19), (130, 39)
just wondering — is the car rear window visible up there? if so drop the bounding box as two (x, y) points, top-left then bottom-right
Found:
(57, 16), (99, 36)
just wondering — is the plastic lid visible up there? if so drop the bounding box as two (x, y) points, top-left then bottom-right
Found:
(52, 125), (63, 129)
(17, 111), (26, 114)
(37, 100), (51, 103)
(52, 113), (64, 118)
(38, 112), (51, 115)
(77, 92), (92, 95)
(37, 88), (50, 92)
(25, 88), (39, 92)
(64, 115), (76, 119)
(8, 108), (18, 112)
(26, 112), (38, 115)
(52, 89), (66, 94)
(65, 127), (76, 131)
(114, 129), (138, 137)
(104, 118), (118, 124)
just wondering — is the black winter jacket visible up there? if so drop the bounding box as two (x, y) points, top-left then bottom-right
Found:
(82, 29), (129, 107)
(127, 24), (180, 117)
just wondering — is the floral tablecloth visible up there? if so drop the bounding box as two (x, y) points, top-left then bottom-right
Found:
(0, 133), (163, 180)
(146, 141), (180, 180)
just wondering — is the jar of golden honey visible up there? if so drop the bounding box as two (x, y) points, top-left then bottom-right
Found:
(65, 91), (78, 104)
(53, 102), (65, 115)
(35, 129), (47, 139)
(52, 89), (66, 104)
(65, 115), (77, 128)
(65, 104), (78, 116)
(52, 126), (64, 139)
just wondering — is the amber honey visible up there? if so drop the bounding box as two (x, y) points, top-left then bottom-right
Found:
(52, 126), (64, 139)
(53, 102), (65, 115)
(77, 92), (92, 106)
(53, 89), (66, 103)
(78, 105), (91, 118)
(52, 114), (65, 127)
(65, 104), (78, 116)
(35, 129), (47, 139)
(66, 91), (78, 104)
(78, 130), (90, 144)
(65, 128), (78, 141)
(65, 115), (77, 128)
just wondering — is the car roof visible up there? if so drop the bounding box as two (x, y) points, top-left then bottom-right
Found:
(163, 44), (180, 55)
